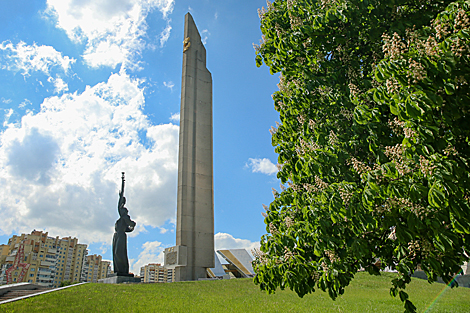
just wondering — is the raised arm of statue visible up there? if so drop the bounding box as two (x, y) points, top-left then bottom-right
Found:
(118, 172), (126, 212)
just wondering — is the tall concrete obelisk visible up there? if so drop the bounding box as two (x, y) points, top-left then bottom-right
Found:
(175, 12), (214, 282)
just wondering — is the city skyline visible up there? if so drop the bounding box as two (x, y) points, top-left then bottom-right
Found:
(0, 0), (280, 274)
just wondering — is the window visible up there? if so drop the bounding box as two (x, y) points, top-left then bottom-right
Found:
(31, 268), (35, 272)
(30, 274), (34, 277)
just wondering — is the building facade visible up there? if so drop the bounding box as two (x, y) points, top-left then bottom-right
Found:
(80, 254), (111, 283)
(140, 263), (174, 283)
(0, 230), (87, 288)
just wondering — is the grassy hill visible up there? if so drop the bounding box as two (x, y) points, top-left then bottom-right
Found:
(1, 272), (469, 312)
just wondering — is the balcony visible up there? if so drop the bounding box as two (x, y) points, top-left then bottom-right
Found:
(40, 261), (54, 267)
(38, 268), (52, 274)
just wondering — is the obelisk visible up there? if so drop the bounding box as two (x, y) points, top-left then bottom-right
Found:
(174, 12), (214, 281)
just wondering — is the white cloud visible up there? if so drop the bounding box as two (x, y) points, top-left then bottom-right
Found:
(163, 81), (174, 90)
(3, 109), (14, 127)
(1, 98), (12, 104)
(48, 76), (69, 94)
(45, 0), (175, 69)
(82, 40), (129, 69)
(201, 30), (209, 45)
(160, 22), (172, 47)
(0, 41), (75, 76)
(100, 243), (109, 255)
(130, 240), (165, 274)
(0, 70), (179, 245)
(19, 99), (32, 109)
(215, 232), (260, 252)
(169, 112), (180, 123)
(247, 158), (278, 175)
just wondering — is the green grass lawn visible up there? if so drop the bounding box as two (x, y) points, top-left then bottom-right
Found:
(1, 272), (469, 313)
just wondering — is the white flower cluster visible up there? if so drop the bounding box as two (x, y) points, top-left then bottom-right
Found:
(407, 59), (427, 84)
(455, 8), (470, 31)
(424, 36), (439, 56)
(348, 83), (359, 98)
(340, 108), (353, 120)
(325, 250), (339, 263)
(252, 248), (268, 265)
(419, 155), (436, 178)
(269, 125), (278, 135)
(450, 36), (468, 57)
(408, 239), (432, 259)
(287, 0), (295, 10)
(269, 222), (279, 235)
(384, 144), (412, 176)
(386, 77), (400, 94)
(382, 32), (407, 59)
(388, 226), (397, 241)
(388, 117), (416, 139)
(272, 187), (279, 198)
(297, 114), (306, 125)
(339, 186), (353, 206)
(388, 117), (405, 135)
(434, 20), (450, 40)
(284, 247), (295, 261)
(253, 35), (266, 53)
(444, 144), (458, 156)
(404, 127), (417, 139)
(277, 74), (287, 92)
(311, 271), (320, 282)
(297, 137), (321, 156)
(308, 119), (316, 130)
(328, 130), (338, 146)
(376, 197), (431, 219)
(257, 6), (268, 20)
(284, 216), (294, 228)
(348, 157), (372, 175)
(303, 176), (329, 193)
(288, 181), (301, 192)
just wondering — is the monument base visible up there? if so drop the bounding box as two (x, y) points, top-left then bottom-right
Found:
(98, 274), (141, 284)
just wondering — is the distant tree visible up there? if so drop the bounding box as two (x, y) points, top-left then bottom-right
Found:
(60, 280), (72, 287)
(252, 0), (470, 312)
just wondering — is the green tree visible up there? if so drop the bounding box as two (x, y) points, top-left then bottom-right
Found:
(253, 0), (470, 312)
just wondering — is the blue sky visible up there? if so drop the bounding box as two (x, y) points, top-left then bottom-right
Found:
(0, 0), (280, 273)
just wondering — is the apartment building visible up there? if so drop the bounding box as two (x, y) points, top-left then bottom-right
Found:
(0, 230), (87, 288)
(0, 245), (8, 265)
(140, 263), (174, 283)
(80, 254), (111, 283)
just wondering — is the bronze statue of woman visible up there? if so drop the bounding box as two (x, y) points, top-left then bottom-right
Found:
(112, 172), (136, 276)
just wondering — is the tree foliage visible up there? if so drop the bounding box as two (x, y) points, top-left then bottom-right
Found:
(253, 0), (470, 312)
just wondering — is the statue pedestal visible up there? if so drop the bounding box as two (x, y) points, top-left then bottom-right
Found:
(98, 274), (141, 284)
